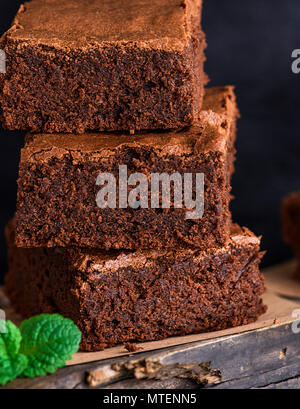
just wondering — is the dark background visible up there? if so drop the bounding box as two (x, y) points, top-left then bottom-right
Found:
(0, 0), (299, 283)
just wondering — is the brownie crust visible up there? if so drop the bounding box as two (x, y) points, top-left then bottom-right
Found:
(15, 87), (239, 251)
(0, 0), (207, 133)
(5, 221), (266, 352)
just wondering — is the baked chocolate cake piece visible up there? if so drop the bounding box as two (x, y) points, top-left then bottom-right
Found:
(0, 0), (207, 133)
(5, 221), (266, 352)
(15, 86), (239, 251)
(282, 191), (300, 278)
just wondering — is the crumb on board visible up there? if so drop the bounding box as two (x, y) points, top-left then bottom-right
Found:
(123, 342), (143, 353)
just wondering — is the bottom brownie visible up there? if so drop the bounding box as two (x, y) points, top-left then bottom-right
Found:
(282, 192), (300, 279)
(5, 221), (266, 352)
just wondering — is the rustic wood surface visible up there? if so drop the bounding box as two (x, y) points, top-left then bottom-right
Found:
(2, 323), (300, 389)
(1, 260), (300, 389)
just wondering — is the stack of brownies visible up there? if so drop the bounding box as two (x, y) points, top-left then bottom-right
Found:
(1, 0), (266, 351)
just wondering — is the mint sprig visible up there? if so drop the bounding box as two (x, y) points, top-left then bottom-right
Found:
(0, 314), (81, 386)
(20, 314), (81, 378)
(0, 321), (28, 386)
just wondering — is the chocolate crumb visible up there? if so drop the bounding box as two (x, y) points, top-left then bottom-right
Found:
(124, 343), (143, 353)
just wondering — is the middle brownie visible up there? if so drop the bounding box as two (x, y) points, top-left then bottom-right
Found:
(16, 86), (238, 250)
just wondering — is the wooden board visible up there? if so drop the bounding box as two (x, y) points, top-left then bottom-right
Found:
(2, 260), (300, 389)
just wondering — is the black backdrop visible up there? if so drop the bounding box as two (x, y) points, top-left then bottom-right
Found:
(0, 0), (300, 283)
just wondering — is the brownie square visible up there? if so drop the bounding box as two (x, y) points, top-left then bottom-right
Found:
(5, 221), (266, 351)
(15, 86), (239, 250)
(282, 192), (300, 278)
(0, 0), (207, 133)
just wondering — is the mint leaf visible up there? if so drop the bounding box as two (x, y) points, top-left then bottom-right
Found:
(0, 321), (28, 385)
(19, 314), (81, 378)
(0, 318), (5, 334)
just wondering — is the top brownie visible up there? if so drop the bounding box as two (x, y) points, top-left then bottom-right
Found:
(15, 86), (239, 250)
(0, 0), (206, 133)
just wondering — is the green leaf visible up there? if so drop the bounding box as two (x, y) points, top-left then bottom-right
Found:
(19, 314), (81, 378)
(0, 318), (6, 335)
(0, 321), (28, 385)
